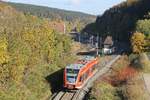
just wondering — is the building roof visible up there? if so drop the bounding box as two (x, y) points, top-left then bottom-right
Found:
(103, 36), (113, 45)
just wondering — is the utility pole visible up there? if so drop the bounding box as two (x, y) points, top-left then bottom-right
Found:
(91, 35), (94, 47)
(78, 33), (80, 43)
(63, 22), (66, 34)
(100, 37), (102, 49)
(89, 35), (94, 47)
(96, 34), (99, 56)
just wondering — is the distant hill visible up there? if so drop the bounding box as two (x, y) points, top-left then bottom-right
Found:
(83, 0), (150, 42)
(5, 2), (96, 24)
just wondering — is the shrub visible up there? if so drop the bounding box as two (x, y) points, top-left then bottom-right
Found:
(130, 53), (150, 72)
(124, 75), (150, 100)
(129, 53), (139, 62)
(89, 82), (120, 100)
(113, 67), (137, 85)
(0, 81), (37, 100)
(138, 53), (150, 73)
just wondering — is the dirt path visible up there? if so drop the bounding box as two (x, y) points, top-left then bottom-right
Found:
(143, 74), (150, 96)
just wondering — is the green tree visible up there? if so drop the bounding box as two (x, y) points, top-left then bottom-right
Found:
(136, 19), (150, 35)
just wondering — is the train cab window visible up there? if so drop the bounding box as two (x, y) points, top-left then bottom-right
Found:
(66, 69), (79, 83)
(67, 76), (77, 83)
(66, 69), (79, 74)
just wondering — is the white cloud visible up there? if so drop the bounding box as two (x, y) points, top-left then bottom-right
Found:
(70, 0), (92, 5)
(1, 0), (11, 1)
(71, 0), (81, 5)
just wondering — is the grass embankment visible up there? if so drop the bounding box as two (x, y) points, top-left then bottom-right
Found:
(129, 53), (150, 73)
(124, 74), (150, 100)
(88, 56), (130, 100)
(88, 54), (150, 100)
(125, 53), (150, 100)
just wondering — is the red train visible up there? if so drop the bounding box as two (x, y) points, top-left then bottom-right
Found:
(63, 56), (99, 89)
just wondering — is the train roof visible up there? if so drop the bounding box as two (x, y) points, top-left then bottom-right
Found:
(66, 64), (83, 69)
(66, 56), (96, 70)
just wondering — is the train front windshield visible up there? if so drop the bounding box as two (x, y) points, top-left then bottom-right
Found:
(66, 69), (79, 83)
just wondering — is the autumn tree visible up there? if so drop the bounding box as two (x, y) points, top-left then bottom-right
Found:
(0, 2), (73, 99)
(66, 22), (73, 33)
(131, 32), (145, 53)
(0, 33), (9, 85)
(127, 0), (138, 6)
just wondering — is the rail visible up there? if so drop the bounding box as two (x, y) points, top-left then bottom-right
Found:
(50, 55), (121, 100)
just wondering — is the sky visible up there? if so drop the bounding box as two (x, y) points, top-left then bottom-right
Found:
(2, 0), (126, 15)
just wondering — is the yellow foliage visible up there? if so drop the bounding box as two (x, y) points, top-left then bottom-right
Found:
(0, 4), (73, 99)
(0, 35), (9, 85)
(0, 37), (9, 64)
(131, 32), (145, 54)
(10, 65), (25, 83)
(23, 30), (35, 42)
(0, 2), (9, 11)
(127, 0), (138, 6)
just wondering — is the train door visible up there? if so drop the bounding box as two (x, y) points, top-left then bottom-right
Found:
(79, 72), (88, 82)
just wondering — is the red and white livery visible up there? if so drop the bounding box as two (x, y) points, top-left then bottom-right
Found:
(63, 56), (99, 89)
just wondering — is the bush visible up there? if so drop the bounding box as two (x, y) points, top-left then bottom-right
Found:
(138, 53), (150, 73)
(24, 73), (50, 98)
(113, 67), (137, 85)
(129, 53), (139, 62)
(130, 53), (150, 72)
(89, 82), (120, 100)
(0, 81), (37, 100)
(124, 75), (150, 100)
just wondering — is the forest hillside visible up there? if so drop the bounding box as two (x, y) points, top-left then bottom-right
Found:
(5, 2), (96, 24)
(83, 0), (150, 42)
(0, 2), (75, 99)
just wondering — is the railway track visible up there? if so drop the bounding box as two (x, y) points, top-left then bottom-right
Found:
(50, 55), (121, 100)
(51, 90), (77, 100)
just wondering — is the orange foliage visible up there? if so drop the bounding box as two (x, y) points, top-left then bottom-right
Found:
(102, 66), (138, 86)
(116, 67), (137, 81)
(112, 67), (138, 86)
(102, 75), (113, 85)
(49, 21), (64, 33)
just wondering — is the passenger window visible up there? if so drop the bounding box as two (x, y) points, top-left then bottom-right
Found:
(93, 64), (96, 70)
(84, 73), (88, 79)
(91, 67), (94, 72)
(87, 70), (90, 75)
(79, 75), (84, 82)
